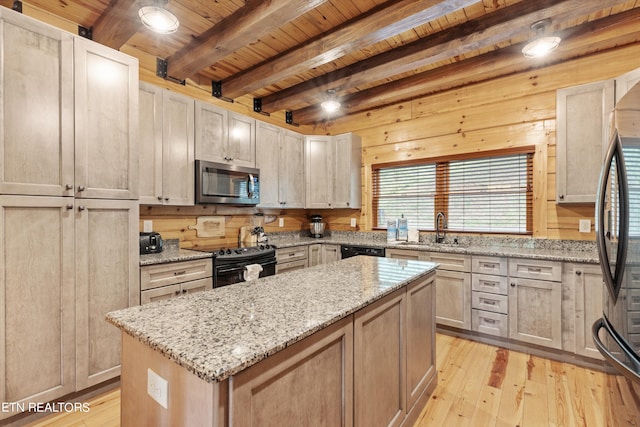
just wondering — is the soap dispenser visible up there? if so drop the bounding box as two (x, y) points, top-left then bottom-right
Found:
(397, 214), (408, 241)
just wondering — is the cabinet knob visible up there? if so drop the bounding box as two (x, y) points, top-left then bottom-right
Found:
(164, 197), (169, 202)
(510, 282), (516, 287)
(78, 205), (86, 211)
(66, 204), (74, 210)
(77, 185), (85, 192)
(182, 289), (187, 294)
(157, 196), (163, 201)
(175, 290), (181, 295)
(559, 194), (564, 200)
(65, 184), (73, 190)
(576, 270), (582, 276)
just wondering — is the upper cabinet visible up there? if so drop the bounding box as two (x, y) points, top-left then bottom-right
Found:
(556, 80), (614, 204)
(305, 133), (361, 209)
(138, 82), (194, 206)
(195, 101), (255, 168)
(256, 121), (305, 208)
(0, 10), (138, 199)
(615, 67), (640, 103)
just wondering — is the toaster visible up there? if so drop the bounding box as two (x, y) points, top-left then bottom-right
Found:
(140, 232), (163, 255)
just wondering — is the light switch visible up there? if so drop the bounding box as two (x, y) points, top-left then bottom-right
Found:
(579, 219), (591, 233)
(147, 368), (168, 409)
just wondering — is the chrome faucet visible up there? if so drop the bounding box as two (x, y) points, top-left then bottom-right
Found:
(435, 212), (447, 243)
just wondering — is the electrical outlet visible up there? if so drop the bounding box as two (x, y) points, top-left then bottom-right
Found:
(279, 218), (284, 227)
(147, 369), (168, 409)
(350, 218), (357, 227)
(579, 219), (591, 233)
(143, 220), (153, 233)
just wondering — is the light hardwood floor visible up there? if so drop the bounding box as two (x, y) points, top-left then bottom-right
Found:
(27, 334), (639, 427)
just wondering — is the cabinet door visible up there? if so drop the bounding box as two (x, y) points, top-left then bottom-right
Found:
(305, 136), (333, 208)
(281, 130), (306, 208)
(74, 38), (138, 200)
(138, 82), (164, 205)
(0, 196), (75, 418)
(228, 112), (256, 167)
(615, 67), (640, 103)
(0, 11), (74, 197)
(75, 199), (139, 390)
(556, 80), (614, 203)
(141, 284), (182, 305)
(322, 244), (340, 264)
(406, 275), (436, 412)
(435, 270), (471, 330)
(508, 278), (562, 349)
(354, 288), (405, 427)
(181, 277), (213, 295)
(195, 101), (228, 163)
(572, 264), (605, 359)
(256, 122), (281, 208)
(308, 244), (322, 267)
(333, 133), (362, 209)
(162, 91), (194, 206)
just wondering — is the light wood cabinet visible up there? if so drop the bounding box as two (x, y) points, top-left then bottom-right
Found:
(140, 258), (213, 305)
(508, 258), (562, 349)
(256, 122), (305, 208)
(139, 82), (194, 205)
(427, 252), (472, 330)
(354, 288), (406, 427)
(75, 199), (139, 389)
(276, 246), (308, 273)
(567, 263), (604, 359)
(74, 37), (138, 200)
(471, 256), (509, 338)
(308, 244), (340, 266)
(615, 67), (640, 103)
(386, 248), (427, 261)
(0, 9), (138, 200)
(0, 196), (75, 416)
(556, 80), (613, 203)
(195, 101), (255, 167)
(305, 133), (361, 209)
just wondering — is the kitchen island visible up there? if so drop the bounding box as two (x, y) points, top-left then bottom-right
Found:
(107, 256), (438, 427)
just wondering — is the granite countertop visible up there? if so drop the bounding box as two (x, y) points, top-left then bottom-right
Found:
(108, 256), (437, 383)
(140, 239), (212, 266)
(268, 233), (600, 264)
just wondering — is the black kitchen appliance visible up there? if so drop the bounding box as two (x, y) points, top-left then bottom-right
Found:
(196, 244), (276, 288)
(139, 232), (163, 255)
(592, 83), (640, 395)
(340, 244), (385, 258)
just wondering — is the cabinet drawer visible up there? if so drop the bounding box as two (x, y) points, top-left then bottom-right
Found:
(472, 256), (507, 276)
(276, 246), (308, 263)
(628, 268), (640, 289)
(141, 283), (181, 304)
(141, 258), (213, 290)
(472, 291), (508, 314)
(472, 274), (508, 295)
(427, 252), (471, 272)
(508, 258), (561, 282)
(628, 311), (640, 335)
(628, 289), (640, 311)
(629, 334), (640, 353)
(276, 259), (308, 274)
(472, 309), (508, 338)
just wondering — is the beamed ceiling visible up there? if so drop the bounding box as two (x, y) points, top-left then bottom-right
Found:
(4, 0), (640, 125)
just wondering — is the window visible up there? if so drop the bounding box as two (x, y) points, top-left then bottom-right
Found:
(373, 152), (533, 234)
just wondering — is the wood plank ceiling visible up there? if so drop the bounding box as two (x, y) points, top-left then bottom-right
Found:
(6, 0), (640, 125)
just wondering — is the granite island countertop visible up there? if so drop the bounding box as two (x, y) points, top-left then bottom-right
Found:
(108, 256), (437, 383)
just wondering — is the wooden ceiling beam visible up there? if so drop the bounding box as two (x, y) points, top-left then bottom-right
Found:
(92, 0), (141, 49)
(221, 0), (477, 100)
(165, 0), (329, 81)
(261, 0), (632, 113)
(293, 7), (640, 124)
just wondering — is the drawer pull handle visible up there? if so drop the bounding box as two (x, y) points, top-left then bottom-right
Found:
(483, 318), (497, 324)
(483, 263), (497, 269)
(527, 267), (542, 273)
(481, 281), (498, 287)
(174, 270), (186, 275)
(633, 274), (640, 281)
(632, 297), (640, 303)
(482, 299), (497, 305)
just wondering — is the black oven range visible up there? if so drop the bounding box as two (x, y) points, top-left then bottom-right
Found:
(195, 244), (276, 288)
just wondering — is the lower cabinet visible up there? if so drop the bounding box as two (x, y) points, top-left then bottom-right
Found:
(276, 245), (308, 273)
(140, 259), (213, 305)
(567, 263), (605, 359)
(309, 243), (341, 266)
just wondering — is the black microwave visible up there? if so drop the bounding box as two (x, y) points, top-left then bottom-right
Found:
(195, 160), (260, 205)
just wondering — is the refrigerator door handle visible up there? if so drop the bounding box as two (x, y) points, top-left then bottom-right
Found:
(596, 131), (629, 301)
(592, 317), (640, 384)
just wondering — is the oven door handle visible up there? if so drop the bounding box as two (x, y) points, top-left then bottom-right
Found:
(217, 259), (276, 274)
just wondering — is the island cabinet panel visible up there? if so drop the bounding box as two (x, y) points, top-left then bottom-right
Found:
(0, 196), (75, 417)
(75, 199), (139, 390)
(121, 333), (228, 427)
(406, 275), (436, 413)
(232, 316), (354, 427)
(354, 288), (406, 427)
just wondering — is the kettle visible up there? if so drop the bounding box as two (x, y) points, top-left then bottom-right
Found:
(140, 232), (163, 255)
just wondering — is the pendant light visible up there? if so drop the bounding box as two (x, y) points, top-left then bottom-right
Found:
(139, 0), (179, 34)
(522, 19), (561, 58)
(321, 89), (341, 113)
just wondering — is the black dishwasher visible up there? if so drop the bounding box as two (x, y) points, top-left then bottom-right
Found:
(340, 244), (386, 258)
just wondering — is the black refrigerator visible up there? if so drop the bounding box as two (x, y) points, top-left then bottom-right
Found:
(593, 82), (640, 416)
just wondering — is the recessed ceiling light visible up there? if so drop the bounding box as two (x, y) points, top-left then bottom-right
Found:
(522, 19), (561, 58)
(139, 4), (179, 35)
